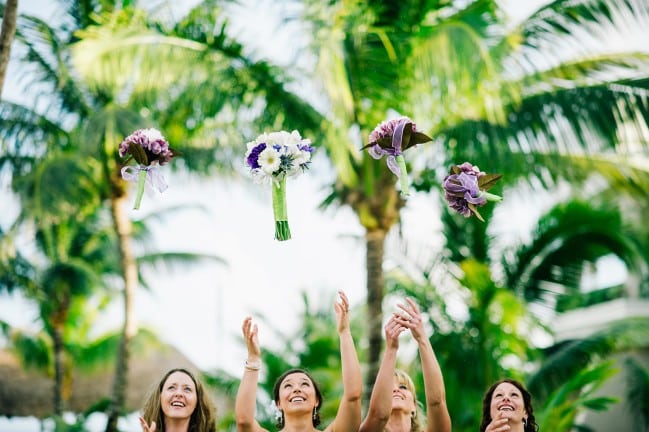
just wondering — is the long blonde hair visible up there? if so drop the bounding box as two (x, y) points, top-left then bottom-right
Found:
(394, 369), (423, 432)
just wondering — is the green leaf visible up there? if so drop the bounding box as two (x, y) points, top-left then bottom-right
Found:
(128, 143), (148, 165)
(467, 202), (485, 222)
(409, 131), (433, 146)
(478, 173), (502, 190)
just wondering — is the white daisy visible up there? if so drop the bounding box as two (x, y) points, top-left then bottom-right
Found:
(258, 147), (282, 175)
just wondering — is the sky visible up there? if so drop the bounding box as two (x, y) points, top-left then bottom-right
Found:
(0, 0), (633, 430)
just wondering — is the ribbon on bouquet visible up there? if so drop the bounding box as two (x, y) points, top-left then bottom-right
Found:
(121, 165), (168, 209)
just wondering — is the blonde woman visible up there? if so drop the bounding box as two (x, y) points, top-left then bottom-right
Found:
(360, 298), (451, 432)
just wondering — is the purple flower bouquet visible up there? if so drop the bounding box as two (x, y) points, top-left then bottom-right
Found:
(119, 128), (178, 210)
(245, 130), (314, 241)
(442, 162), (502, 222)
(362, 116), (432, 196)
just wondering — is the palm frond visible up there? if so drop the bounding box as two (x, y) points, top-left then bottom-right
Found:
(519, 0), (647, 53)
(137, 251), (227, 274)
(503, 200), (643, 303)
(535, 360), (619, 432)
(528, 316), (649, 401)
(624, 356), (649, 431)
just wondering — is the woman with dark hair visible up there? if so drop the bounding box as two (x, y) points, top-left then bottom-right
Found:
(360, 298), (451, 432)
(479, 379), (539, 432)
(235, 291), (362, 432)
(139, 367), (217, 432)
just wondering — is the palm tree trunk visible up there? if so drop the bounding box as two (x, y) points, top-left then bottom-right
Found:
(365, 228), (386, 402)
(105, 194), (138, 432)
(52, 325), (65, 416)
(0, 0), (19, 98)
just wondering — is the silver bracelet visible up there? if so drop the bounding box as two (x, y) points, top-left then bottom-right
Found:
(245, 359), (262, 371)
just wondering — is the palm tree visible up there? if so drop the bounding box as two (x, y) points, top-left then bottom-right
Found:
(0, 157), (224, 424)
(0, 2), (233, 428)
(30, 0), (649, 409)
(384, 194), (649, 430)
(0, 0), (19, 96)
(0, 206), (118, 415)
(264, 0), (649, 394)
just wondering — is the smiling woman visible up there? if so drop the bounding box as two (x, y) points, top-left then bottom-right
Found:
(479, 379), (539, 432)
(234, 291), (362, 432)
(140, 368), (217, 432)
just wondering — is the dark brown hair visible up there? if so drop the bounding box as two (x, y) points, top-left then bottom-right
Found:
(272, 368), (323, 428)
(479, 379), (538, 432)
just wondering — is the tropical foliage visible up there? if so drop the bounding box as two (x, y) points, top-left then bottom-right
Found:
(1, 0), (649, 431)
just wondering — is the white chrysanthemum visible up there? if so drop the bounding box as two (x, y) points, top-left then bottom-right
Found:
(293, 149), (311, 167)
(250, 168), (271, 185)
(289, 130), (304, 143)
(267, 131), (288, 147)
(141, 128), (165, 142)
(258, 147), (282, 174)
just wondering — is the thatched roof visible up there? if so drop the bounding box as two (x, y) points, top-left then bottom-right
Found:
(0, 345), (200, 418)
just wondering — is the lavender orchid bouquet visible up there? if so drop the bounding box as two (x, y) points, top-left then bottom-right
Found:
(245, 130), (314, 241)
(119, 128), (178, 210)
(362, 116), (432, 196)
(442, 162), (502, 222)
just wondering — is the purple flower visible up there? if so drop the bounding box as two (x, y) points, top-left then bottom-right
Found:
(443, 162), (503, 221)
(119, 128), (176, 166)
(362, 117), (432, 196)
(118, 128), (178, 210)
(368, 116), (416, 150)
(246, 143), (267, 169)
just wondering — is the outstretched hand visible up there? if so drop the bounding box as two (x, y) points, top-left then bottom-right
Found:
(139, 417), (156, 432)
(384, 314), (406, 350)
(334, 290), (351, 333)
(242, 316), (261, 359)
(394, 298), (426, 341)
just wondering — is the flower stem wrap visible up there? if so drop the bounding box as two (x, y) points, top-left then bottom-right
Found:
(483, 191), (503, 202)
(395, 154), (409, 196)
(134, 168), (147, 210)
(272, 177), (291, 241)
(120, 165), (169, 210)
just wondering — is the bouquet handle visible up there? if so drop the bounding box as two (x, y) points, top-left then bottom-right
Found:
(272, 177), (291, 241)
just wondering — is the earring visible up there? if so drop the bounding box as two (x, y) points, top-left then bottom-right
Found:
(312, 407), (318, 423)
(523, 417), (527, 428)
(276, 410), (285, 429)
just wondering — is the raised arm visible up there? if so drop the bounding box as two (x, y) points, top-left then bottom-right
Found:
(396, 299), (452, 432)
(325, 291), (363, 432)
(235, 317), (268, 432)
(360, 315), (406, 432)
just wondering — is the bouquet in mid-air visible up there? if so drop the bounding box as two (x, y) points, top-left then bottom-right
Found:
(442, 162), (502, 222)
(119, 128), (178, 210)
(245, 130), (314, 241)
(362, 116), (432, 196)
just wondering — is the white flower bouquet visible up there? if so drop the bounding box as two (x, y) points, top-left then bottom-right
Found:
(244, 130), (314, 241)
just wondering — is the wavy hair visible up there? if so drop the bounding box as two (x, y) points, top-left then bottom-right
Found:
(479, 379), (538, 432)
(141, 368), (217, 432)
